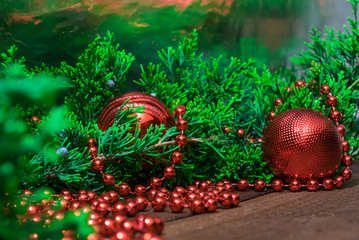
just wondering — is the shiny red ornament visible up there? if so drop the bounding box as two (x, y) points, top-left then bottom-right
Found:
(91, 159), (104, 172)
(231, 193), (240, 207)
(109, 190), (119, 202)
(136, 196), (148, 211)
(163, 167), (176, 179)
(289, 179), (301, 192)
(120, 219), (135, 235)
(176, 119), (188, 131)
(326, 95), (338, 107)
(320, 85), (331, 94)
(27, 205), (40, 215)
(262, 108), (343, 183)
(152, 197), (166, 211)
(87, 191), (97, 200)
(224, 183), (234, 192)
(254, 180), (266, 192)
(219, 192), (233, 207)
(173, 186), (186, 197)
(150, 177), (162, 189)
(190, 199), (205, 214)
(237, 129), (245, 139)
(113, 203), (127, 216)
(322, 178), (335, 190)
(60, 189), (71, 195)
(88, 146), (98, 158)
(199, 182), (209, 191)
(267, 111), (276, 121)
(21, 189), (32, 196)
(294, 80), (305, 89)
(112, 231), (132, 240)
(134, 185), (146, 196)
(174, 105), (187, 119)
(171, 151), (183, 165)
(126, 200), (139, 217)
(337, 125), (346, 136)
(274, 98), (283, 106)
(170, 198), (184, 213)
(334, 175), (345, 188)
(222, 127), (232, 134)
(271, 179), (283, 191)
(342, 141), (350, 152)
(204, 198), (218, 212)
(186, 193), (198, 205)
(341, 168), (352, 181)
(30, 116), (41, 123)
(146, 189), (158, 202)
(77, 193), (89, 202)
(118, 182), (131, 196)
(103, 173), (115, 186)
(342, 155), (353, 167)
(175, 134), (187, 147)
(330, 110), (342, 122)
(306, 179), (319, 191)
(237, 179), (249, 191)
(97, 92), (175, 138)
(100, 218), (116, 236)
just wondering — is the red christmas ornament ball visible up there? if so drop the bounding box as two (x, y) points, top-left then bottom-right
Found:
(237, 179), (249, 191)
(97, 92), (175, 138)
(163, 167), (176, 179)
(322, 178), (335, 190)
(262, 108), (343, 183)
(306, 179), (319, 191)
(271, 179), (283, 191)
(170, 198), (184, 213)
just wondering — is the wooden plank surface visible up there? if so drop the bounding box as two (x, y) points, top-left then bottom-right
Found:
(162, 162), (359, 240)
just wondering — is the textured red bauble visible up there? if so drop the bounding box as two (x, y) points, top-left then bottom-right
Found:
(231, 193), (240, 207)
(163, 167), (176, 179)
(322, 178), (335, 190)
(136, 196), (148, 211)
(219, 192), (233, 206)
(152, 197), (166, 211)
(330, 110), (342, 122)
(176, 119), (188, 131)
(289, 179), (301, 192)
(174, 105), (187, 119)
(205, 198), (218, 212)
(118, 182), (131, 196)
(173, 186), (186, 197)
(267, 112), (276, 121)
(254, 180), (266, 192)
(134, 185), (146, 196)
(103, 174), (115, 186)
(150, 177), (162, 189)
(306, 179), (319, 191)
(126, 200), (139, 217)
(91, 159), (104, 172)
(320, 85), (331, 94)
(262, 108), (343, 183)
(112, 203), (127, 216)
(326, 95), (338, 107)
(342, 155), (353, 167)
(170, 198), (184, 213)
(342, 141), (350, 152)
(341, 168), (352, 181)
(274, 98), (283, 106)
(190, 199), (205, 214)
(171, 151), (183, 165)
(97, 92), (175, 138)
(271, 179), (283, 191)
(175, 134), (187, 147)
(334, 175), (345, 188)
(237, 179), (249, 191)
(337, 125), (346, 136)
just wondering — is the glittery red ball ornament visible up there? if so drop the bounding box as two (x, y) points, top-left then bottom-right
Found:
(134, 185), (146, 196)
(322, 178), (335, 190)
(342, 141), (350, 152)
(262, 108), (343, 183)
(150, 177), (162, 189)
(342, 155), (353, 167)
(254, 180), (266, 192)
(174, 105), (187, 119)
(267, 112), (276, 121)
(274, 98), (283, 106)
(237, 129), (245, 139)
(237, 179), (249, 191)
(330, 110), (342, 122)
(326, 95), (338, 107)
(190, 199), (205, 214)
(337, 125), (346, 136)
(170, 198), (184, 213)
(171, 151), (183, 165)
(163, 167), (176, 179)
(118, 182), (131, 196)
(341, 168), (352, 181)
(126, 200), (139, 217)
(103, 174), (115, 186)
(320, 85), (331, 94)
(294, 80), (305, 89)
(231, 193), (240, 207)
(175, 134), (187, 147)
(97, 92), (175, 138)
(205, 198), (218, 212)
(271, 179), (283, 191)
(306, 179), (319, 191)
(91, 159), (104, 172)
(152, 197), (166, 211)
(289, 179), (301, 192)
(176, 119), (188, 131)
(334, 175), (345, 188)
(136, 196), (148, 211)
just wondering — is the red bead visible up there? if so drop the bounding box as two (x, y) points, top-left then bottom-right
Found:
(118, 182), (131, 196)
(326, 95), (338, 107)
(274, 98), (283, 106)
(89, 146), (98, 158)
(87, 191), (97, 200)
(96, 202), (110, 216)
(154, 190), (168, 200)
(199, 182), (209, 191)
(222, 127), (232, 134)
(267, 112), (276, 121)
(21, 189), (32, 196)
(254, 180), (266, 191)
(109, 190), (119, 202)
(204, 198), (218, 212)
(306, 179), (319, 191)
(112, 203), (127, 216)
(330, 110), (342, 122)
(190, 199), (205, 214)
(285, 86), (292, 96)
(175, 134), (187, 147)
(337, 125), (346, 136)
(294, 80), (305, 89)
(322, 178), (335, 190)
(146, 189), (158, 202)
(136, 196), (148, 211)
(164, 167), (176, 179)
(112, 231), (132, 240)
(343, 155), (353, 167)
(126, 200), (139, 217)
(134, 185), (146, 196)
(152, 197), (166, 211)
(334, 175), (345, 188)
(103, 174), (115, 186)
(237, 129), (245, 139)
(231, 193), (240, 207)
(60, 189), (71, 195)
(77, 193), (89, 202)
(237, 179), (249, 191)
(341, 168), (352, 181)
(289, 179), (301, 192)
(174, 105), (187, 118)
(120, 219), (135, 235)
(150, 177), (162, 189)
(186, 193), (198, 205)
(219, 192), (232, 207)
(320, 85), (331, 94)
(88, 212), (102, 226)
(88, 138), (97, 146)
(30, 116), (41, 123)
(176, 119), (188, 131)
(91, 159), (104, 171)
(27, 205), (40, 215)
(271, 179), (283, 191)
(224, 183), (234, 192)
(100, 218), (116, 236)
(342, 141), (350, 152)
(173, 186), (186, 197)
(170, 198), (184, 213)
(171, 151), (183, 165)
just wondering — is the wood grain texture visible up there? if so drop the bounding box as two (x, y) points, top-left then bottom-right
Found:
(162, 162), (359, 240)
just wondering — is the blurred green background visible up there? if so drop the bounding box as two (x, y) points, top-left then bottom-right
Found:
(0, 0), (353, 79)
